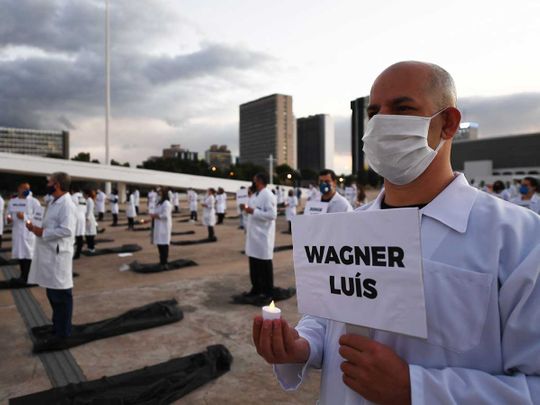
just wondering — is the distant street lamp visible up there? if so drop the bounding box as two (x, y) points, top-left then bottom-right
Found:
(286, 173), (292, 180)
(229, 171), (235, 177)
(211, 166), (217, 172)
(339, 177), (344, 183)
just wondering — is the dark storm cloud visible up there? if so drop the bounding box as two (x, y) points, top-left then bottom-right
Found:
(0, 0), (274, 132)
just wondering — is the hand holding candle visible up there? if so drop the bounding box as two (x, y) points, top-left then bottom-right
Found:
(262, 300), (281, 320)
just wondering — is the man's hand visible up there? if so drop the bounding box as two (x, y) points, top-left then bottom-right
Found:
(253, 317), (310, 364)
(244, 206), (254, 214)
(16, 212), (25, 220)
(339, 334), (411, 405)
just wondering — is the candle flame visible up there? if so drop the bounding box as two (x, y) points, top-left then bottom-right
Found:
(269, 300), (275, 309)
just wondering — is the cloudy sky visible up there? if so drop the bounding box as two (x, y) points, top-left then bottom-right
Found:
(1, 0), (539, 173)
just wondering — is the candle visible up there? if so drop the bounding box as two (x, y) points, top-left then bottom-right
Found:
(262, 300), (281, 320)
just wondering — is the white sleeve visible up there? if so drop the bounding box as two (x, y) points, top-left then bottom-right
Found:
(252, 194), (277, 222)
(42, 204), (75, 241)
(273, 315), (327, 390)
(410, 244), (540, 404)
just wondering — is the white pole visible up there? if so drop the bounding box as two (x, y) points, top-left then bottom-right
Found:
(104, 0), (112, 195)
(268, 153), (274, 185)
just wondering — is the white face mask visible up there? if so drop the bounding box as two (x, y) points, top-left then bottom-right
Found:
(362, 110), (446, 185)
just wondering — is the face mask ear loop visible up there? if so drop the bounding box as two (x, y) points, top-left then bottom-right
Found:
(434, 138), (446, 153)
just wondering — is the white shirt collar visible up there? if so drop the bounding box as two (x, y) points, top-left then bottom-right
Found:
(366, 173), (478, 234)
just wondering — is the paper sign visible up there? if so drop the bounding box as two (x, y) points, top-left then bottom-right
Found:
(303, 200), (329, 215)
(31, 206), (45, 228)
(291, 208), (427, 338)
(236, 189), (249, 206)
(10, 201), (27, 213)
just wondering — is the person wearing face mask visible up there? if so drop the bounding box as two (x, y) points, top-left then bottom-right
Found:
(187, 188), (198, 223)
(318, 169), (353, 213)
(490, 180), (511, 201)
(27, 172), (76, 339)
(215, 187), (226, 225)
(150, 187), (172, 270)
(6, 182), (42, 284)
(125, 189), (137, 230)
(109, 189), (119, 226)
(253, 61), (540, 404)
(241, 173), (277, 299)
(511, 177), (540, 214)
(95, 188), (106, 221)
(283, 189), (298, 234)
(83, 189), (97, 253)
(202, 188), (217, 240)
(70, 185), (86, 260)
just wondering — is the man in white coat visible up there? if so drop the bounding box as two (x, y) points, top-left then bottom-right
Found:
(510, 176), (540, 214)
(84, 189), (97, 253)
(95, 189), (106, 221)
(109, 189), (119, 226)
(188, 188), (198, 222)
(27, 172), (76, 338)
(172, 190), (180, 214)
(0, 194), (4, 248)
(242, 173), (277, 298)
(71, 186), (86, 260)
(147, 188), (158, 215)
(215, 187), (226, 224)
(284, 189), (298, 234)
(317, 169), (353, 213)
(150, 187), (172, 270)
(253, 61), (540, 404)
(133, 188), (141, 215)
(7, 183), (41, 284)
(202, 188), (217, 240)
(125, 190), (137, 230)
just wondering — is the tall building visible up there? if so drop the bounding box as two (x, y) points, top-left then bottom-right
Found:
(205, 144), (232, 171)
(296, 114), (335, 173)
(162, 144), (198, 160)
(455, 122), (479, 141)
(0, 127), (69, 158)
(350, 96), (369, 175)
(239, 94), (296, 169)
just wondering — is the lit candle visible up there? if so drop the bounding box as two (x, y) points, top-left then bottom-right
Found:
(262, 300), (281, 320)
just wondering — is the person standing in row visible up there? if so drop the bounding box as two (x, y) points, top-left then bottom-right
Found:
(510, 176), (540, 214)
(318, 169), (353, 212)
(147, 188), (158, 215)
(7, 183), (41, 284)
(172, 190), (180, 213)
(71, 186), (86, 260)
(27, 172), (76, 339)
(202, 188), (217, 241)
(83, 189), (97, 253)
(216, 187), (226, 225)
(95, 188), (106, 221)
(0, 193), (4, 248)
(126, 190), (137, 230)
(109, 189), (119, 226)
(188, 188), (198, 222)
(284, 189), (298, 234)
(242, 173), (277, 298)
(151, 187), (172, 271)
(133, 188), (140, 215)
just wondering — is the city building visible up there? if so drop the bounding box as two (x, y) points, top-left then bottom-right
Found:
(162, 144), (198, 160)
(296, 114), (335, 173)
(350, 96), (369, 175)
(455, 122), (479, 141)
(205, 144), (232, 171)
(239, 94), (296, 169)
(0, 127), (69, 158)
(451, 132), (540, 183)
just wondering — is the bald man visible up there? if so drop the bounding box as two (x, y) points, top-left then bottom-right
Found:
(253, 61), (540, 404)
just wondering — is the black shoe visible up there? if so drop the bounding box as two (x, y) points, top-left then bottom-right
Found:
(73, 255), (80, 260)
(160, 264), (169, 271)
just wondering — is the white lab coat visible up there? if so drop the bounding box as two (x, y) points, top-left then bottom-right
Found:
(109, 193), (119, 215)
(28, 193), (76, 290)
(172, 192), (180, 208)
(96, 190), (106, 213)
(134, 189), (140, 207)
(275, 173), (540, 404)
(245, 187), (277, 260)
(188, 191), (198, 212)
(152, 200), (172, 245)
(326, 192), (353, 213)
(215, 193), (226, 214)
(285, 196), (298, 221)
(8, 196), (41, 259)
(147, 191), (158, 214)
(71, 192), (86, 237)
(85, 198), (97, 236)
(202, 194), (216, 226)
(511, 193), (540, 214)
(126, 194), (136, 218)
(0, 196), (4, 235)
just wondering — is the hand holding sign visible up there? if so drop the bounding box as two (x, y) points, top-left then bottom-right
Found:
(252, 317), (309, 365)
(339, 334), (411, 404)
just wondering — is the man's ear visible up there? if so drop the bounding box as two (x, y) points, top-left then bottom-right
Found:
(441, 107), (461, 140)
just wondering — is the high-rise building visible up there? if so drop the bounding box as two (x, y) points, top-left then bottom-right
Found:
(0, 127), (69, 158)
(205, 144), (232, 171)
(162, 144), (198, 160)
(350, 96), (369, 175)
(455, 122), (479, 141)
(239, 94), (295, 169)
(296, 114), (335, 173)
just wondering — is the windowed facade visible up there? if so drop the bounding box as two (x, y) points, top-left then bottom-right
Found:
(0, 127), (69, 158)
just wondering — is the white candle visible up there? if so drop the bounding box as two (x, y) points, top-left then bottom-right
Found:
(262, 300), (281, 320)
